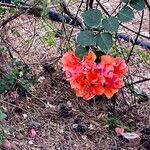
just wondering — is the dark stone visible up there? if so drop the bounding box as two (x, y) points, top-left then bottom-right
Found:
(58, 104), (72, 118)
(140, 138), (150, 150)
(43, 64), (55, 74)
(72, 117), (87, 134)
(141, 127), (150, 135)
(72, 123), (87, 134)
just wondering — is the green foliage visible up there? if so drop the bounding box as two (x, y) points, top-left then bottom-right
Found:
(0, 123), (10, 145)
(41, 34), (56, 46)
(136, 50), (150, 61)
(105, 117), (120, 128)
(130, 0), (145, 11)
(11, 0), (23, 5)
(75, 46), (89, 59)
(77, 31), (95, 46)
(121, 0), (129, 3)
(0, 7), (5, 15)
(0, 110), (7, 121)
(118, 7), (134, 22)
(0, 59), (36, 95)
(0, 109), (8, 145)
(76, 3), (147, 59)
(102, 16), (119, 33)
(96, 32), (113, 51)
(82, 9), (102, 27)
(0, 47), (7, 52)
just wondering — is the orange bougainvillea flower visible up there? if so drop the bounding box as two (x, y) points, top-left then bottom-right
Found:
(113, 57), (128, 76)
(100, 55), (115, 65)
(62, 50), (81, 71)
(83, 51), (96, 64)
(102, 64), (114, 78)
(104, 87), (118, 99)
(86, 70), (105, 85)
(83, 90), (95, 100)
(105, 75), (124, 89)
(62, 50), (128, 100)
(70, 74), (87, 90)
(104, 75), (124, 99)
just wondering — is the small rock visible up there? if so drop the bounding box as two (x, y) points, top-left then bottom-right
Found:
(38, 76), (45, 83)
(121, 132), (141, 147)
(28, 140), (33, 145)
(28, 121), (41, 130)
(22, 113), (27, 119)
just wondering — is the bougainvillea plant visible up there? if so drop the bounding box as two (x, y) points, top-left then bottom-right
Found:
(62, 50), (128, 100)
(61, 0), (147, 101)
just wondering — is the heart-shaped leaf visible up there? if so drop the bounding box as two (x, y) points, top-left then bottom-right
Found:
(96, 32), (113, 51)
(118, 6), (134, 22)
(77, 31), (95, 46)
(82, 9), (102, 27)
(130, 0), (145, 11)
(75, 46), (89, 59)
(102, 16), (119, 33)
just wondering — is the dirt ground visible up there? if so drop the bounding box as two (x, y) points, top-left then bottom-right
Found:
(0, 0), (150, 150)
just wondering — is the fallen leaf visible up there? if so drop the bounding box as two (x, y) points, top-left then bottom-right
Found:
(115, 127), (124, 135)
(28, 129), (36, 138)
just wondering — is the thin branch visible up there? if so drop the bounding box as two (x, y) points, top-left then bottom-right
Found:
(89, 0), (94, 9)
(96, 0), (110, 16)
(68, 0), (84, 42)
(120, 24), (150, 39)
(60, 0), (84, 29)
(0, 11), (24, 28)
(111, 2), (122, 16)
(127, 10), (144, 63)
(144, 0), (150, 11)
(129, 78), (150, 86)
(86, 0), (89, 10)
(0, 2), (42, 28)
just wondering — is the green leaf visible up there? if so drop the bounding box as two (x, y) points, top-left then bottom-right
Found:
(82, 9), (102, 27)
(121, 0), (129, 3)
(0, 110), (7, 121)
(96, 32), (113, 51)
(130, 0), (145, 11)
(0, 135), (4, 145)
(9, 7), (16, 14)
(77, 31), (95, 46)
(41, 35), (56, 46)
(0, 7), (5, 14)
(102, 16), (119, 33)
(75, 46), (89, 59)
(118, 7), (134, 22)
(5, 74), (16, 84)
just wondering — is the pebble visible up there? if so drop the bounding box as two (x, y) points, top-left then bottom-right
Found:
(121, 132), (141, 147)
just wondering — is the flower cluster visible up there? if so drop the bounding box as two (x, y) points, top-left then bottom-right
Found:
(62, 50), (128, 100)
